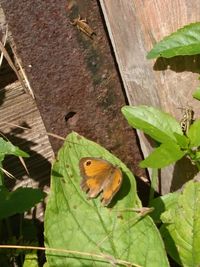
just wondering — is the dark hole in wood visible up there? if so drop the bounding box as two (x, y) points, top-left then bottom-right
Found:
(65, 111), (76, 122)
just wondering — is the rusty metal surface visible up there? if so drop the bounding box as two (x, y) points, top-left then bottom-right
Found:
(1, 0), (147, 196)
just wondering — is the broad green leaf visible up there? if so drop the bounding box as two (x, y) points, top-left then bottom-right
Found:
(160, 181), (200, 267)
(149, 192), (180, 223)
(140, 142), (186, 168)
(122, 106), (182, 143)
(187, 119), (200, 147)
(193, 86), (200, 101)
(0, 186), (46, 219)
(147, 22), (200, 59)
(0, 137), (29, 161)
(44, 132), (169, 267)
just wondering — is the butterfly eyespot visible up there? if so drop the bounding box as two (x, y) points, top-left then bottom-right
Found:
(85, 160), (92, 166)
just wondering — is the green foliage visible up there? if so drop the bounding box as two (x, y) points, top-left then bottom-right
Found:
(147, 22), (200, 100)
(122, 105), (196, 168)
(160, 181), (200, 267)
(121, 105), (182, 143)
(187, 119), (200, 147)
(0, 137), (29, 185)
(44, 132), (169, 267)
(0, 137), (45, 266)
(149, 192), (180, 223)
(122, 104), (200, 266)
(0, 186), (46, 219)
(139, 142), (186, 168)
(173, 133), (189, 149)
(193, 87), (200, 101)
(150, 182), (200, 266)
(147, 22), (200, 59)
(0, 137), (29, 161)
(122, 105), (200, 169)
(23, 252), (39, 267)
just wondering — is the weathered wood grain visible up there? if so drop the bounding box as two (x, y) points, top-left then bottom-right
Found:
(0, 82), (54, 193)
(100, 0), (200, 193)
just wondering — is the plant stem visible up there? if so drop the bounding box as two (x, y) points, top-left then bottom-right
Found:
(195, 161), (200, 171)
(148, 168), (158, 204)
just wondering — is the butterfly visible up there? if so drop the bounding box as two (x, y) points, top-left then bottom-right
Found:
(79, 157), (123, 206)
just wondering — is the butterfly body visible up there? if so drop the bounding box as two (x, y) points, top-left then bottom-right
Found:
(79, 157), (123, 206)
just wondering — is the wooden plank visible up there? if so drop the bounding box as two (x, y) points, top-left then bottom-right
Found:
(100, 0), (200, 193)
(0, 81), (54, 193)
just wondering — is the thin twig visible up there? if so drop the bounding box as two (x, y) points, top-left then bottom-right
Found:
(0, 132), (9, 141)
(46, 132), (65, 140)
(118, 207), (154, 216)
(0, 167), (16, 179)
(11, 47), (35, 99)
(18, 156), (29, 176)
(0, 40), (28, 95)
(0, 121), (30, 130)
(0, 245), (142, 267)
(0, 25), (8, 67)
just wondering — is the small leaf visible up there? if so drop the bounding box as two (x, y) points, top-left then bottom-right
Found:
(187, 119), (200, 147)
(122, 106), (182, 143)
(140, 142), (186, 168)
(193, 86), (200, 101)
(194, 151), (200, 160)
(0, 137), (29, 161)
(149, 192), (180, 223)
(23, 252), (39, 267)
(44, 132), (169, 267)
(160, 181), (200, 267)
(147, 22), (200, 58)
(0, 186), (46, 219)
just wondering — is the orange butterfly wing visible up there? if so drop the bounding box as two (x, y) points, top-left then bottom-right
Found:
(79, 157), (123, 206)
(101, 168), (122, 206)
